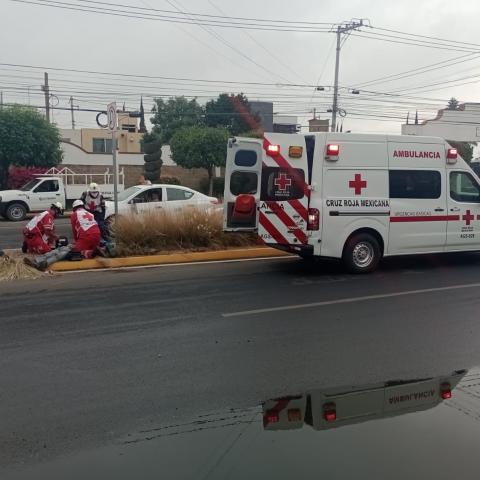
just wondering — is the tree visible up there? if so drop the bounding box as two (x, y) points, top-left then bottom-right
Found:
(170, 127), (229, 195)
(141, 132), (162, 183)
(0, 106), (62, 188)
(205, 93), (260, 135)
(150, 96), (204, 144)
(447, 97), (460, 110)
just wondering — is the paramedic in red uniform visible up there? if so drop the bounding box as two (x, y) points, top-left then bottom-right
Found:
(70, 199), (101, 258)
(22, 202), (63, 254)
(81, 182), (107, 237)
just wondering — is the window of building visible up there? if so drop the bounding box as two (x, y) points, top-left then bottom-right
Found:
(389, 170), (441, 199)
(166, 188), (194, 201)
(92, 138), (113, 153)
(450, 171), (480, 203)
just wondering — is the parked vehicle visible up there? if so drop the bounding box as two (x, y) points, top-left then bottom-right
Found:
(104, 184), (219, 220)
(224, 132), (480, 272)
(0, 167), (123, 221)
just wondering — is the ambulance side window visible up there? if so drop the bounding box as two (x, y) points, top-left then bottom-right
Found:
(389, 170), (441, 199)
(450, 172), (480, 203)
(230, 171), (258, 196)
(235, 150), (257, 167)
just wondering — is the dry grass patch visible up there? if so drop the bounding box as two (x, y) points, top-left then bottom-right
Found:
(0, 254), (44, 281)
(111, 209), (257, 257)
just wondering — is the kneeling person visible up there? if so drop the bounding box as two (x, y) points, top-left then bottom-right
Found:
(22, 202), (63, 254)
(71, 199), (101, 258)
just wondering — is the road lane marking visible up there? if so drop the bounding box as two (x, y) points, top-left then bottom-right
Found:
(222, 282), (480, 317)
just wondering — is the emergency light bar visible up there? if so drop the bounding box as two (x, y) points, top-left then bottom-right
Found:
(440, 382), (452, 400)
(323, 402), (337, 423)
(447, 148), (458, 164)
(325, 144), (340, 161)
(266, 144), (281, 156)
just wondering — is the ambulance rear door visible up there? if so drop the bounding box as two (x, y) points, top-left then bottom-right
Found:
(224, 137), (262, 231)
(258, 133), (310, 248)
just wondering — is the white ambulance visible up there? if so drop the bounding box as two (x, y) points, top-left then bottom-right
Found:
(224, 133), (480, 272)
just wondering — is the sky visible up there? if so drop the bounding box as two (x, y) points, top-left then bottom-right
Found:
(1, 0), (480, 134)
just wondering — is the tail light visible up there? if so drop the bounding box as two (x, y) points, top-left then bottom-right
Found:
(326, 144), (340, 157)
(307, 208), (320, 230)
(440, 382), (452, 399)
(323, 402), (336, 423)
(265, 410), (280, 423)
(233, 194), (255, 214)
(267, 144), (280, 156)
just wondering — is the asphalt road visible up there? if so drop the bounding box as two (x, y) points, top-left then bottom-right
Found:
(3, 254), (480, 474)
(0, 217), (72, 250)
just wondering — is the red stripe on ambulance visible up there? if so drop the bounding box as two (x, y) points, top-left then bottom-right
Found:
(259, 212), (290, 244)
(266, 202), (308, 244)
(288, 199), (309, 221)
(390, 215), (460, 223)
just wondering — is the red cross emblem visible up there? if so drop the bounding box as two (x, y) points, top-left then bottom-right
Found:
(274, 173), (292, 192)
(349, 174), (367, 195)
(463, 209), (474, 226)
(82, 212), (91, 220)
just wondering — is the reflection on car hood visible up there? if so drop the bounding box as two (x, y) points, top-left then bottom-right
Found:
(7, 368), (480, 480)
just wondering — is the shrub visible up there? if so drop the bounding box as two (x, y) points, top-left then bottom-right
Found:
(112, 209), (256, 256)
(199, 177), (224, 197)
(158, 176), (181, 185)
(8, 166), (48, 189)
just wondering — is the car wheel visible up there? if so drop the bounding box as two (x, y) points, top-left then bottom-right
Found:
(6, 203), (27, 221)
(343, 233), (381, 274)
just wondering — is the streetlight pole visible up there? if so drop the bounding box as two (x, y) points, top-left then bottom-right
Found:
(331, 19), (365, 132)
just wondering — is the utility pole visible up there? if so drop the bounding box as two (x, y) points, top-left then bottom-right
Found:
(0, 91), (3, 110)
(69, 96), (77, 129)
(41, 72), (50, 123)
(331, 19), (364, 132)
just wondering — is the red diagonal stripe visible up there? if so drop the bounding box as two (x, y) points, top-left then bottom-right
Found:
(259, 212), (289, 245)
(263, 138), (310, 198)
(266, 202), (308, 244)
(288, 199), (308, 221)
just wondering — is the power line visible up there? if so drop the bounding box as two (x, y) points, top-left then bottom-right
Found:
(8, 0), (332, 32)
(353, 53), (480, 88)
(351, 32), (480, 53)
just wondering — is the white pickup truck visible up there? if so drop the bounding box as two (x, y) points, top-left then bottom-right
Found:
(0, 176), (119, 221)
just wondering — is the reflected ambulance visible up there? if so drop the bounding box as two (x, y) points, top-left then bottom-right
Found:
(262, 369), (466, 431)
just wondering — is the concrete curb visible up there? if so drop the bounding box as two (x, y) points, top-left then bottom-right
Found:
(50, 247), (291, 272)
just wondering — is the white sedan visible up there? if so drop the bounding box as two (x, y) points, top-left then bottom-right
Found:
(104, 184), (219, 220)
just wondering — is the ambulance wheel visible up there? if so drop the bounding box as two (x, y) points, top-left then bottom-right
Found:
(343, 233), (381, 273)
(6, 203), (27, 221)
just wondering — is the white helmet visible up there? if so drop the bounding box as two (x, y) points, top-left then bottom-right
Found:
(50, 202), (64, 216)
(89, 182), (99, 191)
(72, 199), (84, 209)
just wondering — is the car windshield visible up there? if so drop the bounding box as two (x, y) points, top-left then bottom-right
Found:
(116, 186), (141, 201)
(20, 179), (41, 191)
